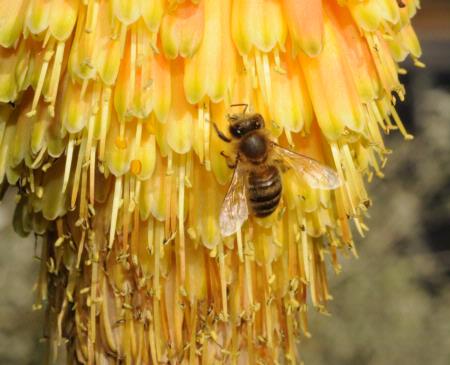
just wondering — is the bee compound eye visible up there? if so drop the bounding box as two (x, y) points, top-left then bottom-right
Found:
(255, 114), (265, 128)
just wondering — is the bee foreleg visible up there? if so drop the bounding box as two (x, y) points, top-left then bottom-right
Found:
(220, 151), (238, 169)
(213, 123), (232, 143)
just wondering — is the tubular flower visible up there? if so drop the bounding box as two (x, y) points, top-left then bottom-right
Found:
(0, 0), (422, 364)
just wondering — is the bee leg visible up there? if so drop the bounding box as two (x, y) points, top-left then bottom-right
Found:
(213, 123), (232, 143)
(220, 151), (237, 169)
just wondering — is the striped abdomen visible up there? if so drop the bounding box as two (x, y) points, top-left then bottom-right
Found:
(246, 165), (282, 217)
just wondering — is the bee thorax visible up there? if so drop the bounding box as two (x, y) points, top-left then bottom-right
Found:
(239, 132), (268, 163)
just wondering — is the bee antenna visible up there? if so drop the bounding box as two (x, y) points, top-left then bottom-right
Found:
(227, 114), (238, 122)
(229, 103), (249, 115)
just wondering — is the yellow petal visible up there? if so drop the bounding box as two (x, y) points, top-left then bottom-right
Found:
(328, 2), (380, 101)
(299, 16), (364, 140)
(97, 2), (126, 85)
(26, 0), (50, 35)
(387, 33), (409, 62)
(0, 47), (18, 102)
(134, 133), (156, 181)
(378, 0), (400, 24)
(61, 80), (89, 134)
(31, 103), (51, 154)
(151, 53), (171, 123)
(185, 241), (207, 301)
(131, 24), (155, 118)
(49, 0), (78, 41)
(0, 122), (14, 182)
(68, 13), (98, 80)
(184, 0), (235, 104)
(47, 90), (67, 158)
(270, 51), (313, 133)
(282, 0), (324, 56)
(138, 178), (152, 221)
(161, 2), (204, 59)
(400, 23), (422, 58)
(14, 41), (32, 92)
(197, 168), (221, 249)
(166, 61), (194, 154)
(41, 159), (68, 220)
(113, 23), (156, 120)
(105, 117), (132, 177)
(113, 0), (141, 25)
(350, 0), (383, 32)
(140, 0), (164, 32)
(0, 0), (27, 47)
(149, 156), (168, 221)
(232, 0), (286, 54)
(10, 107), (31, 167)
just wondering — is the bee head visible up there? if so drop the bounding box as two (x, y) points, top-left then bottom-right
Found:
(228, 113), (265, 138)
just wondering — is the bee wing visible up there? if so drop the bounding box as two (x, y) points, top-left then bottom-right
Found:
(219, 163), (249, 237)
(272, 143), (341, 190)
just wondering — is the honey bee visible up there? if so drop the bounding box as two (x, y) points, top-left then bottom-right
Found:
(214, 105), (341, 237)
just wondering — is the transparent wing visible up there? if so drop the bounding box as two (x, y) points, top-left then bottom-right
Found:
(272, 143), (341, 190)
(219, 163), (249, 237)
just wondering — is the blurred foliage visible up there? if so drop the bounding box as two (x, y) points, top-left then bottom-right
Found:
(0, 194), (44, 365)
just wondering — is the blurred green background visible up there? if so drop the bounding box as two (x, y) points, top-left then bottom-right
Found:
(1, 1), (450, 364)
